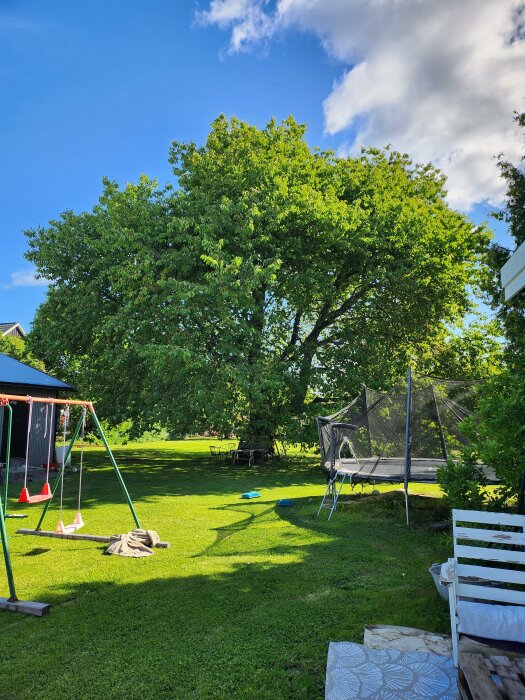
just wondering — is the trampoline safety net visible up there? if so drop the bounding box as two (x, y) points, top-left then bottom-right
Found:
(316, 370), (497, 485)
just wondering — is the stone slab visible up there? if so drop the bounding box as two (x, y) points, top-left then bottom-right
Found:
(364, 624), (453, 657)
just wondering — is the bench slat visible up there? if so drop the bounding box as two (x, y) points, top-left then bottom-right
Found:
(454, 510), (525, 527)
(456, 543), (525, 565)
(456, 563), (525, 585)
(455, 526), (525, 547)
(455, 582), (525, 605)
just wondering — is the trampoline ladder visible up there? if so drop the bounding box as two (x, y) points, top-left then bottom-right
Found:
(317, 472), (346, 520)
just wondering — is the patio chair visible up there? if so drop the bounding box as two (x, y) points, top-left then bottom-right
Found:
(209, 445), (223, 464)
(442, 508), (525, 667)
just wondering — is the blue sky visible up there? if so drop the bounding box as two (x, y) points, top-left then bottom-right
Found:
(0, 0), (519, 330)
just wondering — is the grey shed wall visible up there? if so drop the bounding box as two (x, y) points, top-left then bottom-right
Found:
(0, 385), (59, 467)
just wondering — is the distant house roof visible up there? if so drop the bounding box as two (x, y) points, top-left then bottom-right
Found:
(0, 353), (75, 391)
(0, 322), (27, 338)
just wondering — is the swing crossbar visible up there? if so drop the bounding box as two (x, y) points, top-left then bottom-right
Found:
(0, 394), (93, 408)
(17, 529), (171, 548)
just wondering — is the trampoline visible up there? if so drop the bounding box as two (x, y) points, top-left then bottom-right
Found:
(316, 368), (498, 522)
(321, 457), (497, 485)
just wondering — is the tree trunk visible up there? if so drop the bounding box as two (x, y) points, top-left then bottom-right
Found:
(243, 284), (274, 447)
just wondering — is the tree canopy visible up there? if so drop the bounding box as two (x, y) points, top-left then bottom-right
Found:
(0, 334), (45, 372)
(26, 116), (492, 441)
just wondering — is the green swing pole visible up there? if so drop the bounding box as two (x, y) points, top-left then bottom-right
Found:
(2, 403), (12, 519)
(89, 405), (141, 529)
(0, 401), (17, 598)
(35, 414), (84, 531)
(0, 473), (17, 601)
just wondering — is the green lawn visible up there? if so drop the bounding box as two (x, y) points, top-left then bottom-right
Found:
(0, 440), (452, 699)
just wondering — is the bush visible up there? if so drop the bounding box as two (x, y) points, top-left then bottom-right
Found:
(85, 420), (169, 446)
(437, 451), (488, 511)
(437, 449), (515, 512)
(464, 368), (525, 504)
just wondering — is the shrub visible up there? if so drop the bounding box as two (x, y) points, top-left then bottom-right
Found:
(437, 450), (488, 511)
(463, 368), (525, 506)
(85, 420), (169, 446)
(437, 448), (515, 512)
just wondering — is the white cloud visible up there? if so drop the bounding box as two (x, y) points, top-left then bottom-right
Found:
(197, 0), (276, 52)
(9, 269), (49, 288)
(199, 0), (525, 209)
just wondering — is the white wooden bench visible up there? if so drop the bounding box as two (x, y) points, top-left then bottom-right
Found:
(443, 509), (525, 667)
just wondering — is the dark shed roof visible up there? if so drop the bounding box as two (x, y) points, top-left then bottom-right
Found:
(0, 353), (75, 391)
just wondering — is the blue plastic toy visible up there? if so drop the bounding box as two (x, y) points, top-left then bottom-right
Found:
(277, 499), (294, 507)
(241, 491), (261, 499)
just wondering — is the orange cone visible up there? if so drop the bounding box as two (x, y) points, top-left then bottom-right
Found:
(18, 487), (30, 504)
(55, 520), (65, 534)
(40, 482), (51, 496)
(73, 512), (84, 527)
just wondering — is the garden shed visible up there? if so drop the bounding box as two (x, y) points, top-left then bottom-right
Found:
(0, 353), (75, 466)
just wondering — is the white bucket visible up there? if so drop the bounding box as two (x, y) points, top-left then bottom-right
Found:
(55, 446), (72, 466)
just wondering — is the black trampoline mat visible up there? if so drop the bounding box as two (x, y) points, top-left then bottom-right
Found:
(322, 457), (499, 484)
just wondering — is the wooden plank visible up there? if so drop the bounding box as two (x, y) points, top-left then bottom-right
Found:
(514, 658), (525, 676)
(492, 657), (525, 700)
(484, 657), (496, 672)
(17, 529), (170, 548)
(457, 677), (470, 700)
(456, 544), (525, 565)
(456, 582), (525, 604)
(490, 655), (513, 666)
(0, 597), (50, 616)
(455, 526), (525, 547)
(456, 563), (525, 585)
(454, 510), (525, 528)
(459, 654), (503, 700)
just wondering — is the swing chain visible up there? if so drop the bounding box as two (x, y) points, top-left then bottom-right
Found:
(23, 398), (34, 489)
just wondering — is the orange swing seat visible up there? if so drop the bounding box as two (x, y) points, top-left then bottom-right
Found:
(18, 486), (52, 504)
(18, 399), (54, 505)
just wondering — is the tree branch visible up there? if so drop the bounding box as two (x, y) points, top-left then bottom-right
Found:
(304, 280), (378, 347)
(280, 310), (303, 360)
(310, 396), (354, 404)
(290, 310), (302, 347)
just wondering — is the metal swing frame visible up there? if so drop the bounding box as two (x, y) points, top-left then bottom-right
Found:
(0, 393), (142, 616)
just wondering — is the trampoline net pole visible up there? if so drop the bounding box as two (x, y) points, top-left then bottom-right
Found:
(361, 385), (373, 457)
(431, 384), (448, 462)
(403, 366), (412, 526)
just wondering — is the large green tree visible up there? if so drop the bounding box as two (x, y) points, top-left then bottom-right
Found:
(26, 116), (490, 441)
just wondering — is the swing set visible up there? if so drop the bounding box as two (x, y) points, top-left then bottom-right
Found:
(0, 393), (145, 616)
